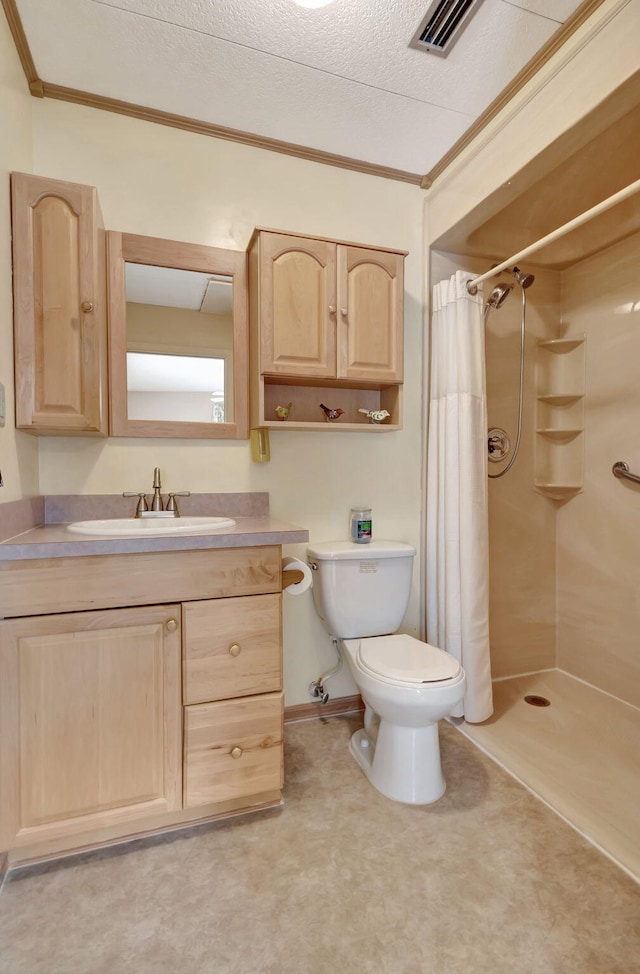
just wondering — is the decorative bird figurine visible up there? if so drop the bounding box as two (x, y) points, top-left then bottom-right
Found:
(319, 402), (344, 423)
(358, 408), (391, 425)
(275, 402), (293, 421)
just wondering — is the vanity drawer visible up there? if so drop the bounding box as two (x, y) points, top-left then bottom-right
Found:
(183, 692), (283, 807)
(182, 593), (281, 704)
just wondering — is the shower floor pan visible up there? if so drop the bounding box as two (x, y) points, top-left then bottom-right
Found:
(455, 669), (640, 884)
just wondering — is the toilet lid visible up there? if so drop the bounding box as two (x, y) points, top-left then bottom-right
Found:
(358, 634), (462, 684)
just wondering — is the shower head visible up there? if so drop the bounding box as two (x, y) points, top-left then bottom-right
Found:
(511, 266), (535, 289)
(485, 282), (514, 312)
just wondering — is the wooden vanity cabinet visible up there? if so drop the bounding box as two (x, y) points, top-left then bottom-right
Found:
(0, 546), (284, 864)
(0, 604), (182, 851)
(249, 229), (405, 430)
(11, 173), (108, 436)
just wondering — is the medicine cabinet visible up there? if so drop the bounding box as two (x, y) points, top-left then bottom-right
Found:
(108, 232), (249, 439)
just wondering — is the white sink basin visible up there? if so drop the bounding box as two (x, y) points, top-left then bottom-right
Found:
(67, 516), (236, 537)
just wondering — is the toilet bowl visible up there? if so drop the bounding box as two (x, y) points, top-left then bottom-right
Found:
(341, 634), (465, 804)
(307, 541), (466, 805)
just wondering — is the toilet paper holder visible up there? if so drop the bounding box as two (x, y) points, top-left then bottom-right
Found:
(281, 556), (313, 594)
(282, 567), (305, 588)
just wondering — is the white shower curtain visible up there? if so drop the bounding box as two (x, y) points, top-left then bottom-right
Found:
(426, 270), (493, 723)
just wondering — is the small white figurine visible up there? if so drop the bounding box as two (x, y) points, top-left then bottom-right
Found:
(358, 408), (391, 424)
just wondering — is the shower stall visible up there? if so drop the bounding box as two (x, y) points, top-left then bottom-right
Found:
(428, 174), (640, 881)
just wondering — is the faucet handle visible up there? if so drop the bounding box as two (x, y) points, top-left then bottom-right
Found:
(123, 492), (149, 517)
(166, 491), (190, 515)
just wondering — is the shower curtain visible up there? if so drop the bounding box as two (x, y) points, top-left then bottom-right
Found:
(426, 270), (493, 723)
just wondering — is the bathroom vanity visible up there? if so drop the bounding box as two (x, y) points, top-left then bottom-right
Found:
(0, 500), (307, 866)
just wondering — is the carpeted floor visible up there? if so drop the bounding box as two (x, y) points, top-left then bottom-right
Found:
(0, 714), (638, 973)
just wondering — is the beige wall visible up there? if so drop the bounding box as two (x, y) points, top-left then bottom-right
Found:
(0, 13), (38, 501)
(12, 97), (425, 708)
(557, 230), (640, 707)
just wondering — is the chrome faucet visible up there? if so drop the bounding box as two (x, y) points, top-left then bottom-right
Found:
(151, 467), (163, 511)
(123, 468), (190, 517)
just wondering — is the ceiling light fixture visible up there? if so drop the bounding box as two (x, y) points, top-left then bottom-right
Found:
(291, 0), (336, 8)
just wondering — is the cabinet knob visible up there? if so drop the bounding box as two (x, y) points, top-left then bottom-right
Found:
(231, 746), (243, 759)
(328, 305), (336, 315)
(228, 643), (241, 657)
(81, 301), (94, 313)
(340, 308), (348, 317)
(166, 619), (178, 632)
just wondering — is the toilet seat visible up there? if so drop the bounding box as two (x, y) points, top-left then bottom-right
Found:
(356, 633), (462, 687)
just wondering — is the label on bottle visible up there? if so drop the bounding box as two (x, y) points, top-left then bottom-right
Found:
(351, 510), (372, 544)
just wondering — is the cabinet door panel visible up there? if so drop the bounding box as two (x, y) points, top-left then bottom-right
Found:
(259, 233), (336, 377)
(184, 693), (283, 807)
(183, 593), (282, 704)
(11, 173), (107, 435)
(338, 246), (404, 382)
(0, 605), (182, 848)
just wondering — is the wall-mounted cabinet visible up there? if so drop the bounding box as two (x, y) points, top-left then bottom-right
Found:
(248, 229), (405, 431)
(11, 172), (250, 440)
(11, 173), (108, 436)
(534, 337), (586, 499)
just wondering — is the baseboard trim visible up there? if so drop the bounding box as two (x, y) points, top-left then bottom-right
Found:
(284, 694), (363, 723)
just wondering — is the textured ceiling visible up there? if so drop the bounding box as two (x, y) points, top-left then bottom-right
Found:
(13, 0), (589, 178)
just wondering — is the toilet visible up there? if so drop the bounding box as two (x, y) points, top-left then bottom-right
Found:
(307, 540), (466, 805)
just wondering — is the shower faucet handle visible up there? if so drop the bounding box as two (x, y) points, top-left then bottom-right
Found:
(488, 428), (510, 462)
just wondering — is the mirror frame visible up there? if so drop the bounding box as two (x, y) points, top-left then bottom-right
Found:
(107, 231), (248, 438)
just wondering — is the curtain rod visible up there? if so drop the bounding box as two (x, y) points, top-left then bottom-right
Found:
(466, 175), (640, 294)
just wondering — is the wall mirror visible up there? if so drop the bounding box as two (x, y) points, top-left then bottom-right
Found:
(107, 232), (248, 438)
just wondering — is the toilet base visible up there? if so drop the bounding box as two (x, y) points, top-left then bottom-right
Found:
(349, 720), (446, 805)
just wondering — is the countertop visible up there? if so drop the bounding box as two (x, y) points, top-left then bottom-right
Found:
(0, 516), (309, 562)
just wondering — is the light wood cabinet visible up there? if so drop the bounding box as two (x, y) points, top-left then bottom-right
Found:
(182, 592), (283, 808)
(11, 173), (108, 436)
(183, 593), (282, 705)
(184, 693), (283, 807)
(0, 546), (285, 865)
(0, 604), (182, 851)
(249, 228), (405, 431)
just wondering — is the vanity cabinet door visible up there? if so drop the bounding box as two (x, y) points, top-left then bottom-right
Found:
(11, 172), (108, 435)
(337, 245), (404, 383)
(0, 604), (182, 851)
(257, 232), (337, 377)
(183, 593), (282, 704)
(183, 692), (284, 807)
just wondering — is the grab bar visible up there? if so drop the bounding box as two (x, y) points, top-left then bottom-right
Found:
(612, 461), (640, 484)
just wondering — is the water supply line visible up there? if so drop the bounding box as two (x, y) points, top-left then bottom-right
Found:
(488, 280), (527, 479)
(309, 637), (343, 704)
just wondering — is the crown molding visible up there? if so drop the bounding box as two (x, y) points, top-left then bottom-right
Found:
(0, 0), (422, 185)
(2, 0), (610, 189)
(41, 82), (425, 185)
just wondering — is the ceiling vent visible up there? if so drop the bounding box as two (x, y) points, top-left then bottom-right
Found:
(410, 0), (485, 57)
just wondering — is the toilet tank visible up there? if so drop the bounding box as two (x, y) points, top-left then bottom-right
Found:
(307, 540), (416, 639)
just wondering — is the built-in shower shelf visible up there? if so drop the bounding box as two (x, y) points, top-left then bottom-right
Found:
(536, 428), (582, 441)
(538, 338), (585, 353)
(535, 336), (586, 499)
(534, 483), (583, 500)
(537, 393), (583, 405)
